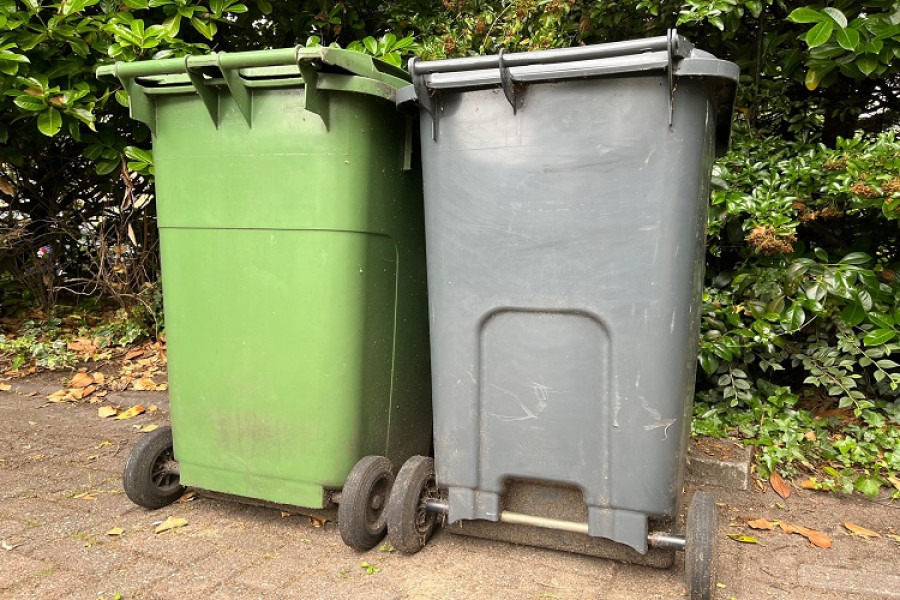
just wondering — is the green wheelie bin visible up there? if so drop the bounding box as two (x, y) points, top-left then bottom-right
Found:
(98, 47), (431, 551)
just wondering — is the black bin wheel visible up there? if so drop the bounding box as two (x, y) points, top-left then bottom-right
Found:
(385, 455), (439, 554)
(338, 455), (395, 551)
(686, 490), (718, 600)
(122, 425), (185, 510)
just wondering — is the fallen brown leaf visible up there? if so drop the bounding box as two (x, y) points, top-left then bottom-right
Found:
(81, 385), (97, 398)
(770, 472), (791, 499)
(843, 522), (880, 538)
(69, 372), (94, 389)
(747, 518), (778, 530)
(47, 390), (73, 403)
(132, 377), (161, 391)
(67, 338), (98, 356)
(114, 405), (145, 420)
(138, 424), (159, 433)
(0, 383), (10, 392)
(124, 348), (146, 361)
(175, 491), (196, 504)
(106, 527), (125, 536)
(779, 521), (831, 548)
(91, 372), (106, 386)
(800, 479), (818, 490)
(154, 516), (187, 534)
(98, 406), (117, 419)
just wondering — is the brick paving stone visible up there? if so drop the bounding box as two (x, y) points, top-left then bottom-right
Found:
(151, 545), (260, 597)
(798, 564), (900, 599)
(0, 551), (48, 591)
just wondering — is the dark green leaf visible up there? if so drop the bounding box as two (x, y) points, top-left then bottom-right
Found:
(788, 7), (825, 23)
(864, 329), (898, 347)
(857, 55), (879, 76)
(782, 304), (806, 332)
(840, 304), (866, 327)
(836, 27), (860, 51)
(37, 108), (63, 137)
(14, 95), (46, 111)
(839, 252), (871, 265)
(806, 20), (834, 48)
(124, 145), (152, 164)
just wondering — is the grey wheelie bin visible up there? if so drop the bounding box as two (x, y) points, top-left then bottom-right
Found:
(385, 32), (738, 600)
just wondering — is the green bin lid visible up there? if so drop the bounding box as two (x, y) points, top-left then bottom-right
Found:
(97, 47), (410, 131)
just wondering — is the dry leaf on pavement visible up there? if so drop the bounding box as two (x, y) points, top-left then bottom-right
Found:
(843, 522), (880, 538)
(98, 406), (117, 418)
(0, 383), (10, 392)
(770, 472), (791, 499)
(106, 527), (125, 536)
(800, 479), (818, 489)
(124, 348), (146, 361)
(747, 518), (778, 530)
(887, 534), (900, 544)
(779, 522), (831, 548)
(67, 338), (99, 356)
(154, 516), (188, 534)
(175, 491), (196, 504)
(132, 377), (165, 391)
(69, 372), (95, 389)
(138, 424), (159, 433)
(115, 405), (145, 420)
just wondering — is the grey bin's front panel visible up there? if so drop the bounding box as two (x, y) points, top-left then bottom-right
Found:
(420, 76), (717, 554)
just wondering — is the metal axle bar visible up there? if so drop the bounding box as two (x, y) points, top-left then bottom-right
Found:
(423, 500), (686, 551)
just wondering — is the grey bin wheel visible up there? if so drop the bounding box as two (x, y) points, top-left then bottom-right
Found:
(122, 426), (185, 510)
(686, 491), (718, 600)
(385, 456), (439, 554)
(338, 456), (395, 551)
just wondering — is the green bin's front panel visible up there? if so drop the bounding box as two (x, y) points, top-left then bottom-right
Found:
(153, 85), (430, 509)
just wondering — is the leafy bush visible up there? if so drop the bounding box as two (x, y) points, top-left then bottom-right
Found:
(694, 124), (900, 493)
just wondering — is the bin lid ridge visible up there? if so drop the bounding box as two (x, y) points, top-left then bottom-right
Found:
(96, 46), (410, 90)
(401, 32), (739, 155)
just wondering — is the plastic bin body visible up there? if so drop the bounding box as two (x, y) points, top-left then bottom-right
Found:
(407, 36), (737, 553)
(102, 49), (431, 509)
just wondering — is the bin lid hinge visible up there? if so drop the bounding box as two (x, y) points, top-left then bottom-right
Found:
(217, 53), (253, 126)
(498, 49), (518, 113)
(409, 57), (438, 141)
(185, 56), (220, 128)
(297, 56), (329, 129)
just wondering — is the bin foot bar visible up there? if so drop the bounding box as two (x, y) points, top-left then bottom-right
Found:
(424, 500), (685, 550)
(647, 532), (686, 551)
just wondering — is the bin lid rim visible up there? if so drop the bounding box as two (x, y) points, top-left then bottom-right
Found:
(96, 46), (410, 90)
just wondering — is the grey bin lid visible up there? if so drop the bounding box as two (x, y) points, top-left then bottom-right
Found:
(400, 31), (739, 156)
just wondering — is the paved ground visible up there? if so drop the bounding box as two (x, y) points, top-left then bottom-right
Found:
(1, 371), (899, 600)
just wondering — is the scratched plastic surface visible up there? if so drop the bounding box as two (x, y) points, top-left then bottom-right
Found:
(407, 38), (737, 553)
